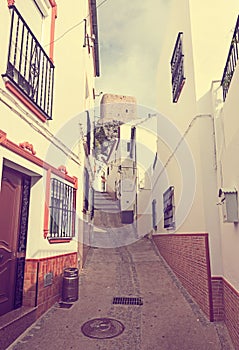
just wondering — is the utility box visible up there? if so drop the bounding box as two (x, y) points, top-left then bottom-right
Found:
(121, 210), (134, 224)
(218, 188), (239, 223)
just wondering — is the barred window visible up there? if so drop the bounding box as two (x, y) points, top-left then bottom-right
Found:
(152, 199), (157, 230)
(163, 186), (175, 230)
(171, 32), (185, 103)
(49, 179), (75, 239)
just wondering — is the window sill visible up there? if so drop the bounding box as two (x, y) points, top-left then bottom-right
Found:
(47, 238), (73, 244)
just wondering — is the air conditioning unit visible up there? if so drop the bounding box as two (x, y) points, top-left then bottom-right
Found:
(218, 188), (239, 223)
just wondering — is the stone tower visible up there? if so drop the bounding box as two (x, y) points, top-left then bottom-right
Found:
(100, 93), (137, 122)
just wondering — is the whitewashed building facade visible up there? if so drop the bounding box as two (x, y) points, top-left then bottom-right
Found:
(0, 0), (99, 344)
(106, 117), (157, 231)
(152, 1), (239, 347)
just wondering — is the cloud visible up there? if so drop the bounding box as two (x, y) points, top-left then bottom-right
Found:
(96, 0), (171, 110)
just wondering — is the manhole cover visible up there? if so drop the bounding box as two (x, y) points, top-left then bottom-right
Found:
(81, 318), (125, 339)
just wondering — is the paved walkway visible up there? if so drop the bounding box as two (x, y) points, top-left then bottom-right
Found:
(7, 192), (234, 350)
(7, 238), (234, 350)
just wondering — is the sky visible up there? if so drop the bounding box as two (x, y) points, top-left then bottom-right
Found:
(95, 0), (171, 111)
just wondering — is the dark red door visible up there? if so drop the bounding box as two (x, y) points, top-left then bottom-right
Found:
(0, 167), (22, 316)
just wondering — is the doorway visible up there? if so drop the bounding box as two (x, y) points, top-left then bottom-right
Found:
(0, 166), (31, 316)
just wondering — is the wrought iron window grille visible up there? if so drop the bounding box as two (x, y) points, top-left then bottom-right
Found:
(2, 6), (54, 120)
(221, 16), (239, 101)
(171, 32), (186, 103)
(163, 186), (175, 230)
(49, 179), (76, 239)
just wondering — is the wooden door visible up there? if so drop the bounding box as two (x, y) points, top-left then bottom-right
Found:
(0, 167), (22, 316)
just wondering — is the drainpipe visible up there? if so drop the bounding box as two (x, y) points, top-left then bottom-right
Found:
(35, 261), (40, 307)
(134, 127), (138, 228)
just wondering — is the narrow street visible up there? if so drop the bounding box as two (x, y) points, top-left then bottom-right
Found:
(92, 191), (138, 248)
(7, 192), (234, 350)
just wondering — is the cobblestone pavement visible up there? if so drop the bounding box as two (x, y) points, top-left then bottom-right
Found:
(7, 192), (235, 350)
(8, 240), (234, 350)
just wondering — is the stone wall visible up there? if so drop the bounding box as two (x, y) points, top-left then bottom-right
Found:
(100, 93), (137, 122)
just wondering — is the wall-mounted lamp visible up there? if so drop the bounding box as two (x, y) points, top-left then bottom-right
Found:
(95, 91), (103, 97)
(93, 89), (103, 99)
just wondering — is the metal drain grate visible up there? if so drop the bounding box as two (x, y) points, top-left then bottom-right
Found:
(112, 297), (143, 305)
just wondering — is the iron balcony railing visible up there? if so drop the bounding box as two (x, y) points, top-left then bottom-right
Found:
(221, 16), (239, 101)
(3, 6), (54, 120)
(171, 32), (186, 103)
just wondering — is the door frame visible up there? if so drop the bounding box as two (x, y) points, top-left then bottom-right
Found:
(0, 165), (31, 313)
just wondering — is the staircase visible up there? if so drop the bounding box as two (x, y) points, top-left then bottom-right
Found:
(90, 191), (137, 248)
(94, 191), (122, 228)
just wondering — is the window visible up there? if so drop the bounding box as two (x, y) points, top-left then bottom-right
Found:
(49, 179), (76, 239)
(86, 111), (91, 155)
(130, 127), (136, 159)
(83, 168), (90, 213)
(15, 0), (45, 40)
(221, 15), (239, 101)
(163, 186), (175, 229)
(152, 199), (157, 230)
(127, 141), (131, 152)
(171, 32), (185, 103)
(153, 152), (158, 170)
(3, 5), (54, 120)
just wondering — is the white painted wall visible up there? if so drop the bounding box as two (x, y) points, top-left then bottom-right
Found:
(117, 124), (136, 212)
(189, 0), (239, 102)
(109, 118), (158, 232)
(154, 0), (239, 278)
(135, 118), (157, 235)
(106, 143), (119, 198)
(213, 61), (239, 290)
(0, 0), (98, 259)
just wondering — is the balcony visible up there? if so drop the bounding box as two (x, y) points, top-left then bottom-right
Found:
(221, 16), (239, 101)
(171, 32), (186, 103)
(2, 6), (54, 120)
